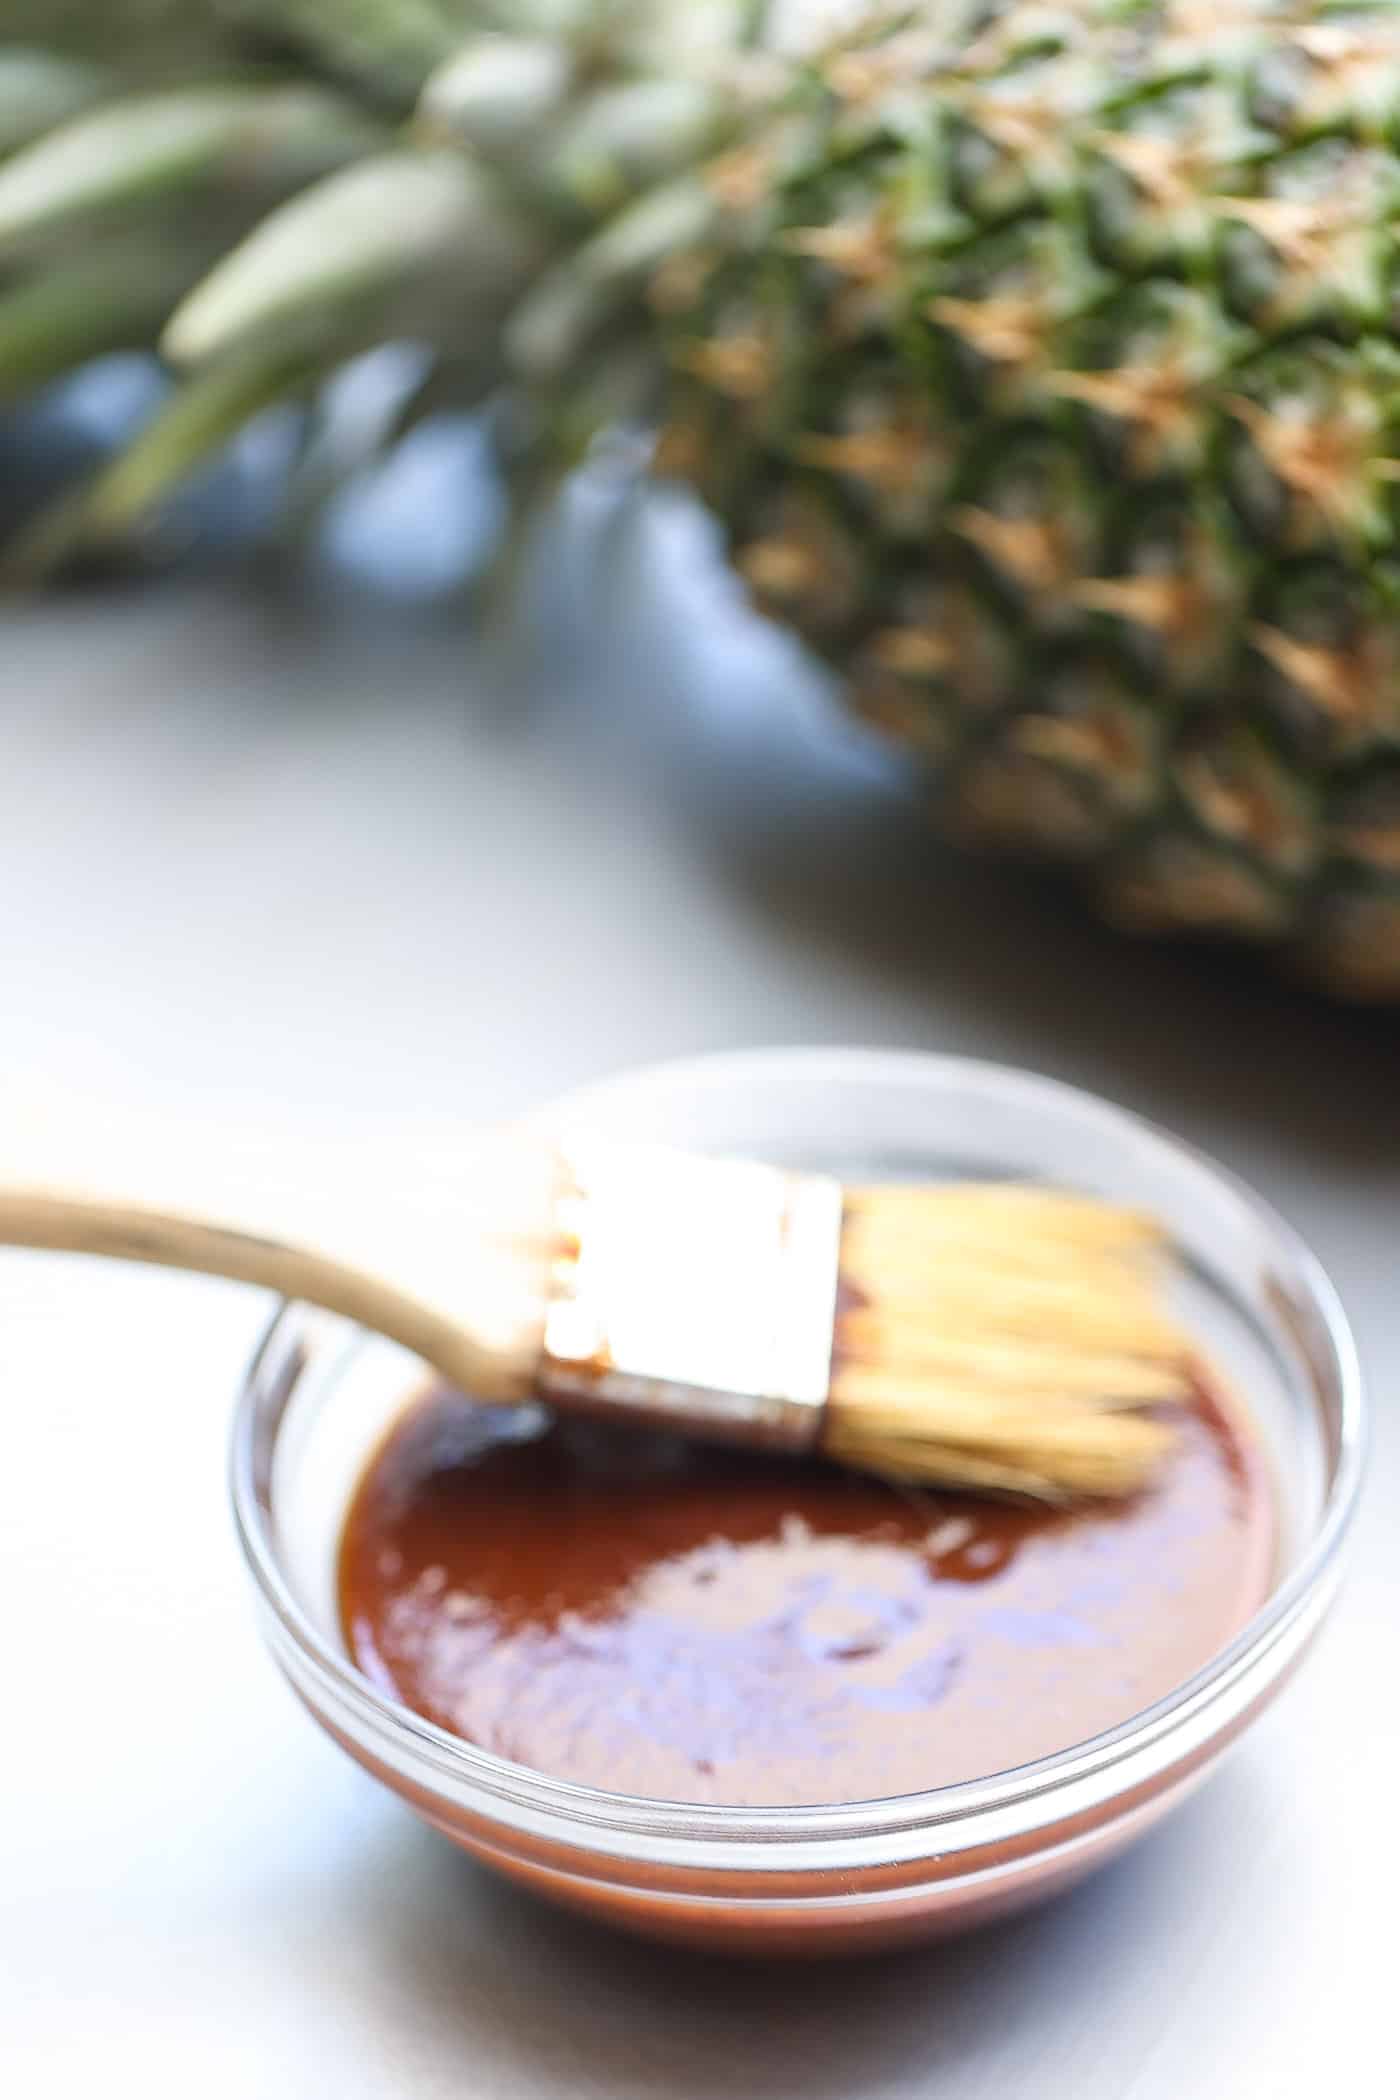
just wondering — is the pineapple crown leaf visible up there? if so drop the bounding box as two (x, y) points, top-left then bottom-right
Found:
(0, 46), (106, 152)
(0, 83), (374, 247)
(163, 149), (543, 366)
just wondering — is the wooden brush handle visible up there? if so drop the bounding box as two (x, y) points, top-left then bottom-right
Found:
(0, 1146), (553, 1401)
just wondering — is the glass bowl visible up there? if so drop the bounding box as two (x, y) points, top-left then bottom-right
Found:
(230, 1049), (1364, 1956)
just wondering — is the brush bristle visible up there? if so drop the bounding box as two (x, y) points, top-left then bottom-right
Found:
(826, 1185), (1191, 1500)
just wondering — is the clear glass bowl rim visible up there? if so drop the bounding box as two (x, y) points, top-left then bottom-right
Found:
(229, 1047), (1366, 1855)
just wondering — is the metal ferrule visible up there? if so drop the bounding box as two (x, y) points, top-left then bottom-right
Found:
(536, 1137), (843, 1453)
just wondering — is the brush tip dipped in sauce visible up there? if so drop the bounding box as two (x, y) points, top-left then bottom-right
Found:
(338, 1373), (1275, 1808)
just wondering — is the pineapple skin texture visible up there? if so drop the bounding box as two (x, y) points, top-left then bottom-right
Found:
(656, 1), (1400, 1000)
(2, 2), (1400, 997)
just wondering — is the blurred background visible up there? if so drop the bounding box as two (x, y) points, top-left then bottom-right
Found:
(4, 6), (1400, 2096)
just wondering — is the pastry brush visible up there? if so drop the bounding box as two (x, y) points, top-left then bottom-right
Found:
(0, 1132), (1188, 1499)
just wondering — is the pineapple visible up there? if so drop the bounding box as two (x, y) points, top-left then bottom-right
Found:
(2, 1), (1400, 998)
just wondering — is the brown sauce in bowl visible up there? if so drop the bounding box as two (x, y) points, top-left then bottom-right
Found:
(338, 1381), (1275, 1807)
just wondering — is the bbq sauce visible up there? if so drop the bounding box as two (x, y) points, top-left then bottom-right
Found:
(338, 1380), (1274, 1807)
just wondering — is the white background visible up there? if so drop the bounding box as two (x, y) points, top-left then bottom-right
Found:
(3, 514), (1396, 2093)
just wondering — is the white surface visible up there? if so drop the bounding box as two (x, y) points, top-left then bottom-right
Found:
(2, 545), (1397, 2094)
